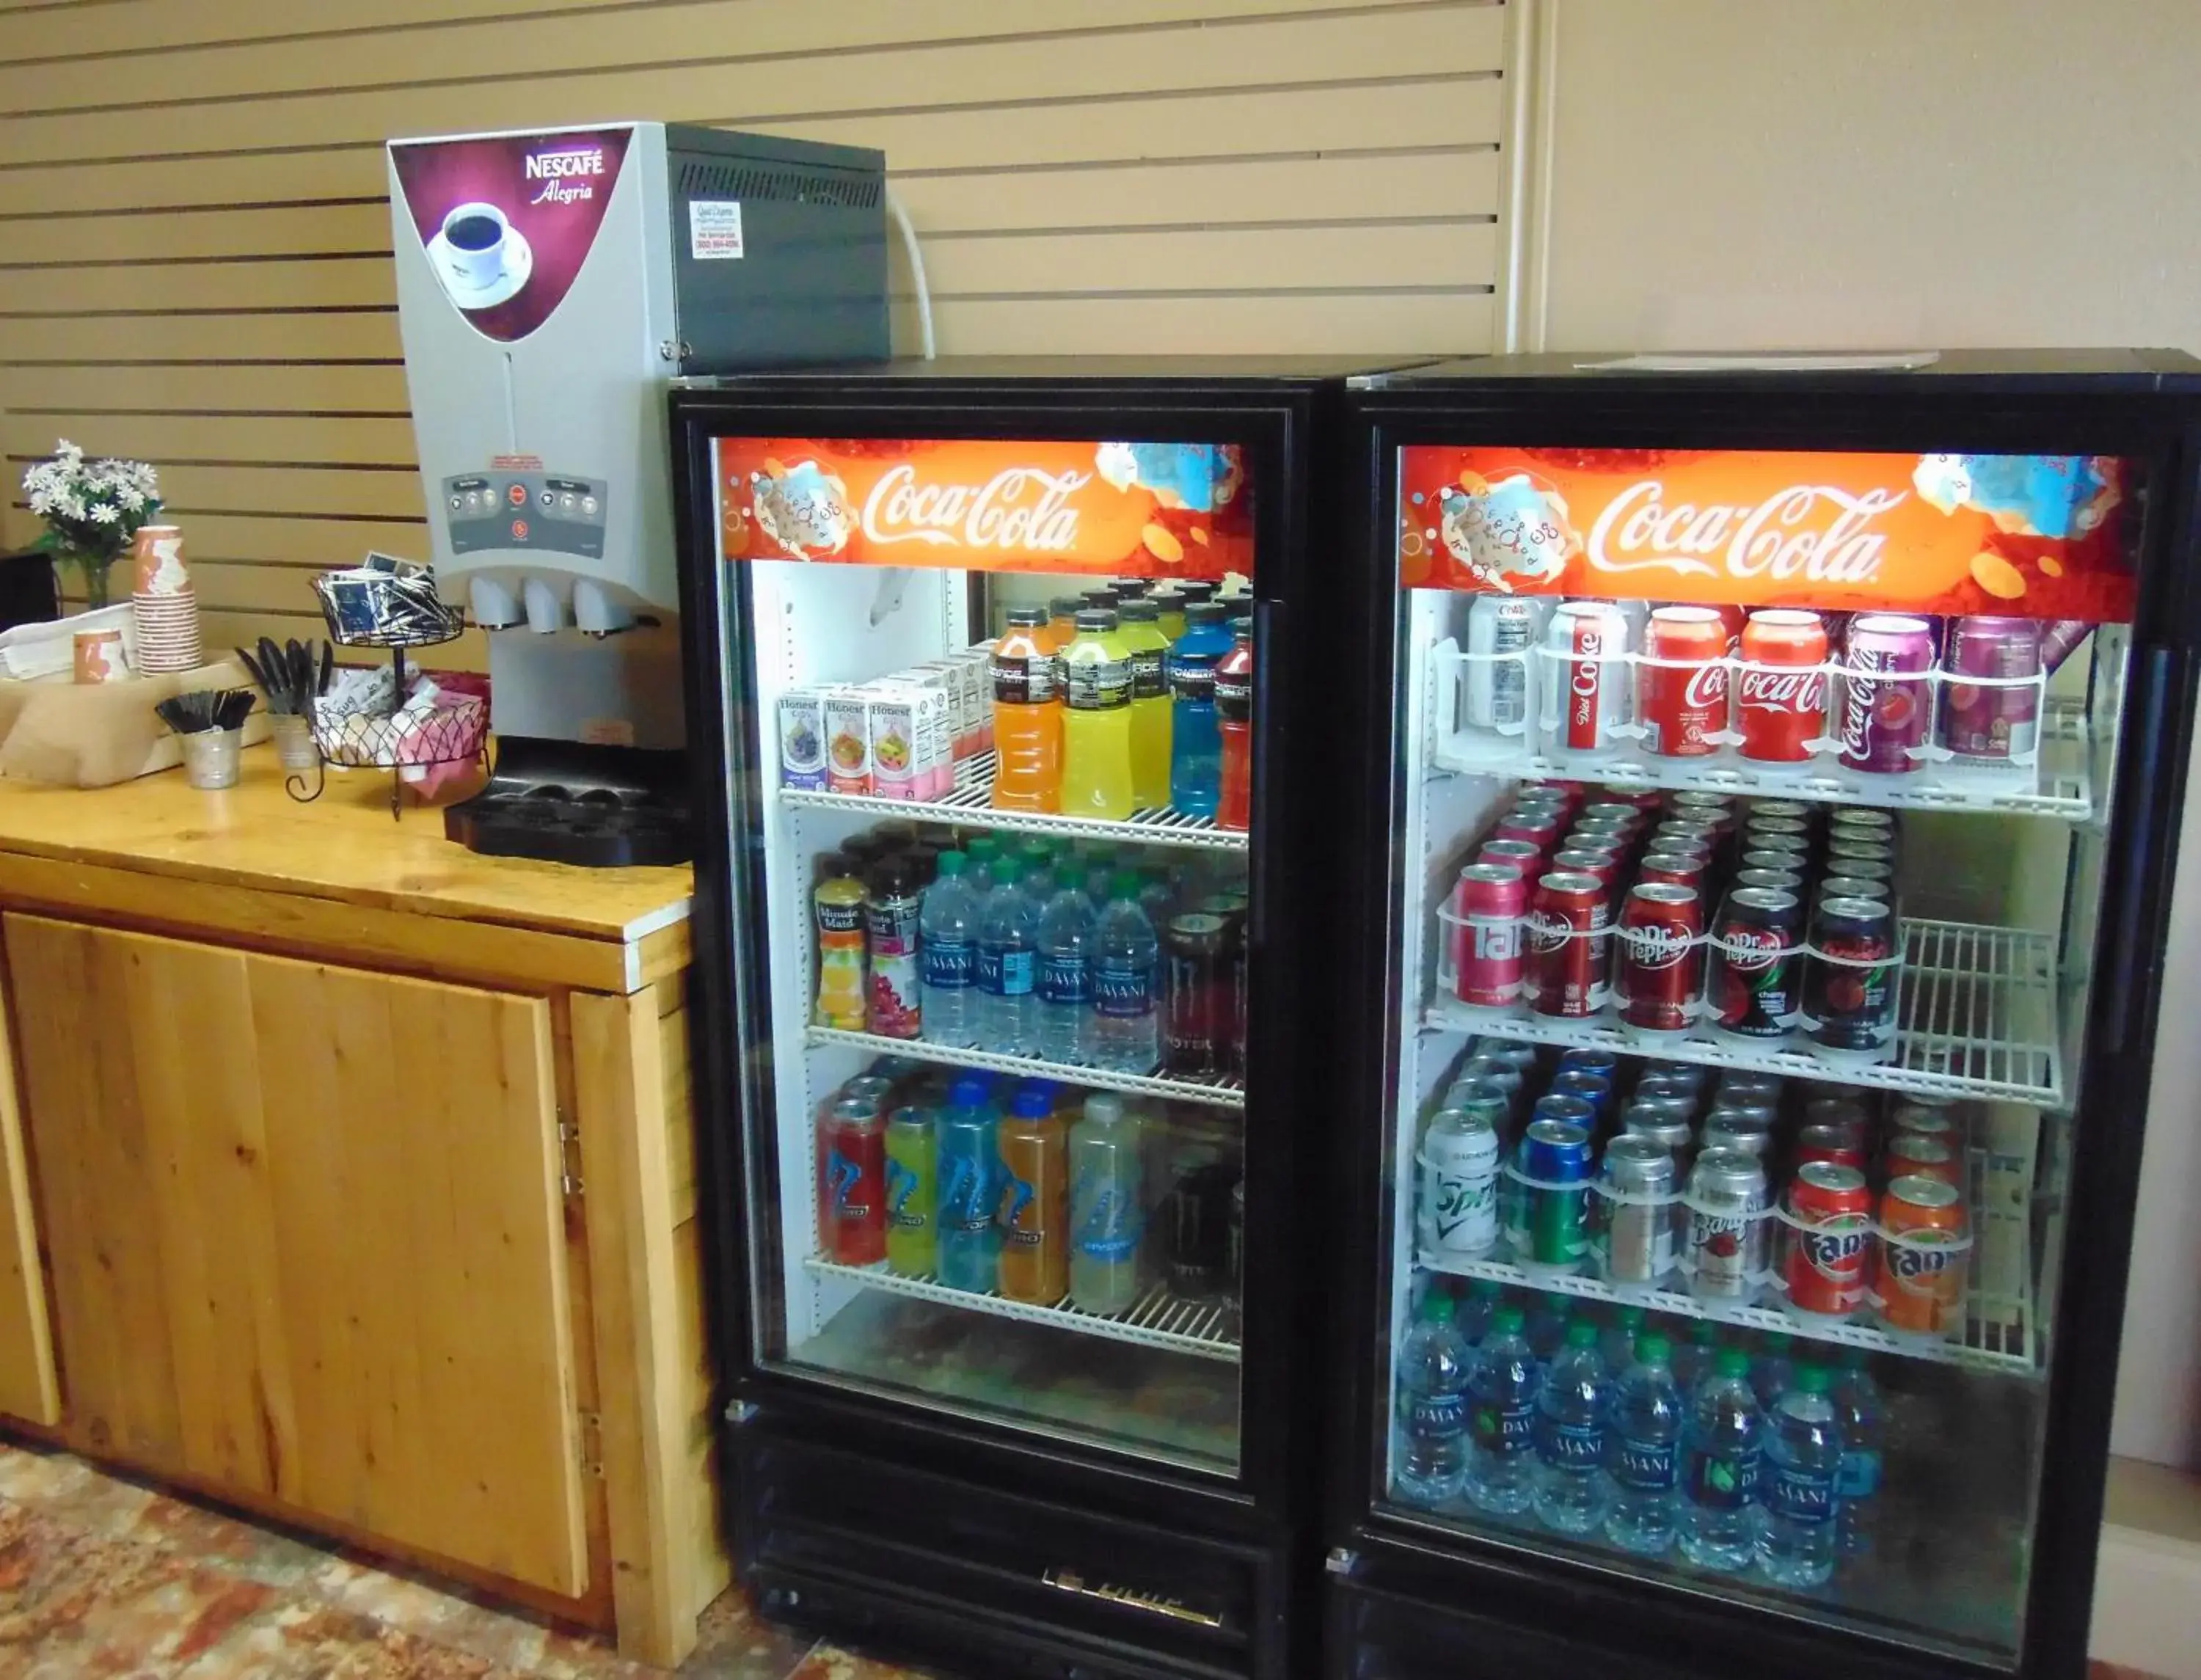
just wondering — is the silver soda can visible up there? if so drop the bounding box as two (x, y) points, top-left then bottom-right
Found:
(1464, 594), (1540, 733)
(1600, 1135), (1677, 1285)
(1470, 1038), (1542, 1074)
(1699, 1116), (1773, 1158)
(1640, 1057), (1710, 1092)
(1687, 1146), (1770, 1299)
(1419, 1106), (1502, 1257)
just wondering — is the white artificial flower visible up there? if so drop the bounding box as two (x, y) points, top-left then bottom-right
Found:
(87, 503), (119, 524)
(117, 484), (145, 511)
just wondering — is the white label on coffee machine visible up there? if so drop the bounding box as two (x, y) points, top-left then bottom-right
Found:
(689, 201), (744, 260)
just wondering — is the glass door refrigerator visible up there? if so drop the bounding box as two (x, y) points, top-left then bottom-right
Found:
(1322, 351), (2201, 1680)
(668, 359), (1381, 1680)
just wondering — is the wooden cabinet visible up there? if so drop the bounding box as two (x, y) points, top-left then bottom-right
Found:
(0, 982), (56, 1426)
(5, 915), (591, 1597)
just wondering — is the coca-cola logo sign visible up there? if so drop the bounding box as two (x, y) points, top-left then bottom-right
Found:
(1736, 665), (1828, 715)
(1585, 481), (1905, 582)
(860, 464), (1090, 552)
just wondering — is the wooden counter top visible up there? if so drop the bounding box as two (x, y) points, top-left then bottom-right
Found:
(0, 747), (694, 993)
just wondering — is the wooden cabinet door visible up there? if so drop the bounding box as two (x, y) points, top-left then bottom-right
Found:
(0, 962), (58, 1425)
(5, 914), (588, 1598)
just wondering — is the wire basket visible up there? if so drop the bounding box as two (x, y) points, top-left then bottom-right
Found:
(311, 688), (489, 773)
(310, 569), (467, 649)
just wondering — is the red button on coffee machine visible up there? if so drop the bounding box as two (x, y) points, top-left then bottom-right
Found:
(506, 483), (528, 508)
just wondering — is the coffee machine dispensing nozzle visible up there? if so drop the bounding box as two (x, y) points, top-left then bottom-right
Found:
(572, 578), (635, 639)
(469, 577), (523, 631)
(522, 577), (567, 634)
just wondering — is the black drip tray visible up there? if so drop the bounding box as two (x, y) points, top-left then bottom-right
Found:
(443, 740), (693, 868)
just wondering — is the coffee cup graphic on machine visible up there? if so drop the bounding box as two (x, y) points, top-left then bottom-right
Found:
(439, 201), (511, 290)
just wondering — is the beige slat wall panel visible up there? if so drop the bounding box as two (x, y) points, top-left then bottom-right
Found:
(0, 0), (1506, 643)
(0, 9), (1503, 165)
(0, 76), (1503, 217)
(0, 0), (1420, 109)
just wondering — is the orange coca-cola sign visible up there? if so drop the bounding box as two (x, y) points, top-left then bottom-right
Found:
(716, 437), (1251, 578)
(1399, 446), (2135, 621)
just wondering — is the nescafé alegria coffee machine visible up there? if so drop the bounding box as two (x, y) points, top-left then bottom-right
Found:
(386, 120), (888, 863)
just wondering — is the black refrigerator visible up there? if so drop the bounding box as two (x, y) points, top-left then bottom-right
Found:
(668, 358), (1392, 1680)
(1321, 351), (2201, 1680)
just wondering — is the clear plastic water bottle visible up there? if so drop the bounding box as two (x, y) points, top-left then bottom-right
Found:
(1752, 1331), (1796, 1414)
(1600, 1305), (1646, 1376)
(1830, 1349), (1886, 1560)
(1394, 1288), (1472, 1508)
(1604, 1332), (1683, 1555)
(1525, 1299), (1569, 1365)
(918, 851), (982, 1048)
(1464, 1305), (1540, 1515)
(1678, 1346), (1763, 1572)
(974, 857), (1039, 1054)
(1089, 869), (1161, 1073)
(1034, 866), (1097, 1066)
(1758, 1364), (1842, 1587)
(1457, 1277), (1502, 1348)
(1067, 1094), (1144, 1313)
(1670, 1316), (1720, 1393)
(1532, 1320), (1610, 1535)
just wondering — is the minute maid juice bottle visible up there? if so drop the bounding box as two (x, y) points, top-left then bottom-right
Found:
(811, 857), (867, 1029)
(1059, 607), (1136, 820)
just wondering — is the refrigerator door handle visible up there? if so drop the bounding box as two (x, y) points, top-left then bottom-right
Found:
(2103, 644), (2186, 1059)
(1040, 1568), (1227, 1629)
(1249, 596), (1286, 950)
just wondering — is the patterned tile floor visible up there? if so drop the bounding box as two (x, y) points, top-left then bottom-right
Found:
(0, 1437), (925, 1680)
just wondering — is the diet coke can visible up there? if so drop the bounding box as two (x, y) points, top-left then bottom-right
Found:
(1527, 870), (1613, 1019)
(1839, 613), (1938, 774)
(1618, 882), (1703, 1033)
(1640, 605), (1730, 758)
(1464, 594), (1540, 733)
(1450, 863), (1529, 1009)
(1737, 609), (1831, 763)
(1941, 616), (2043, 762)
(1541, 599), (1633, 753)
(1784, 1161), (1875, 1318)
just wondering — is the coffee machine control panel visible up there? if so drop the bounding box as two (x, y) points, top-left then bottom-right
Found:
(445, 472), (607, 560)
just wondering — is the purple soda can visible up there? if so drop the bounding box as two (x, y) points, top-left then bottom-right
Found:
(2040, 618), (2092, 675)
(1941, 616), (2043, 761)
(1839, 614), (1937, 773)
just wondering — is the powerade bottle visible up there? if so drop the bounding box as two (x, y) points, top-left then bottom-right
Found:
(1090, 870), (1161, 1073)
(1215, 621), (1255, 833)
(1758, 1365), (1842, 1587)
(1678, 1346), (1763, 1572)
(883, 1106), (938, 1277)
(1167, 600), (1232, 817)
(1034, 866), (1098, 1066)
(1463, 1304), (1539, 1514)
(1532, 1320), (1610, 1535)
(935, 1076), (1001, 1293)
(974, 857), (1039, 1055)
(1119, 596), (1174, 811)
(918, 851), (981, 1049)
(1059, 607), (1136, 820)
(1067, 1093), (1144, 1313)
(1604, 1332), (1683, 1555)
(1394, 1288), (1472, 1508)
(1830, 1349), (1886, 1559)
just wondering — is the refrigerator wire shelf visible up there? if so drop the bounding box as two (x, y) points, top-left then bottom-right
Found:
(803, 1253), (1241, 1363)
(1417, 1150), (2034, 1376)
(781, 750), (1249, 852)
(1425, 917), (2064, 1109)
(1428, 635), (2093, 822)
(806, 1026), (1247, 1111)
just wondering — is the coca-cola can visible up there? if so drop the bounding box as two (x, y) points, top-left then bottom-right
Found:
(1605, 786), (1670, 812)
(1527, 870), (1612, 1019)
(1839, 613), (1937, 774)
(1637, 850), (1708, 892)
(1641, 605), (1730, 758)
(1737, 609), (1831, 762)
(1709, 885), (1803, 1040)
(1464, 594), (1540, 733)
(1450, 863), (1529, 1009)
(1618, 882), (1703, 1033)
(1941, 615), (2043, 762)
(1784, 1161), (1875, 1318)
(1541, 600), (1632, 753)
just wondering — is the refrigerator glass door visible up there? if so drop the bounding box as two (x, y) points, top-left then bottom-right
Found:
(1371, 443), (2139, 1662)
(715, 435), (1254, 1473)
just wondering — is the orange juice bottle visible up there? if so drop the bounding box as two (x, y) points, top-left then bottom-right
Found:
(990, 606), (1062, 811)
(1059, 608), (1137, 821)
(996, 1088), (1067, 1304)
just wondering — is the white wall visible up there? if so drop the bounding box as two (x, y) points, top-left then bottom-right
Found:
(1530, 0), (2201, 1467)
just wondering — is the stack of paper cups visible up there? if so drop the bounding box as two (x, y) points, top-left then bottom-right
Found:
(131, 525), (202, 673)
